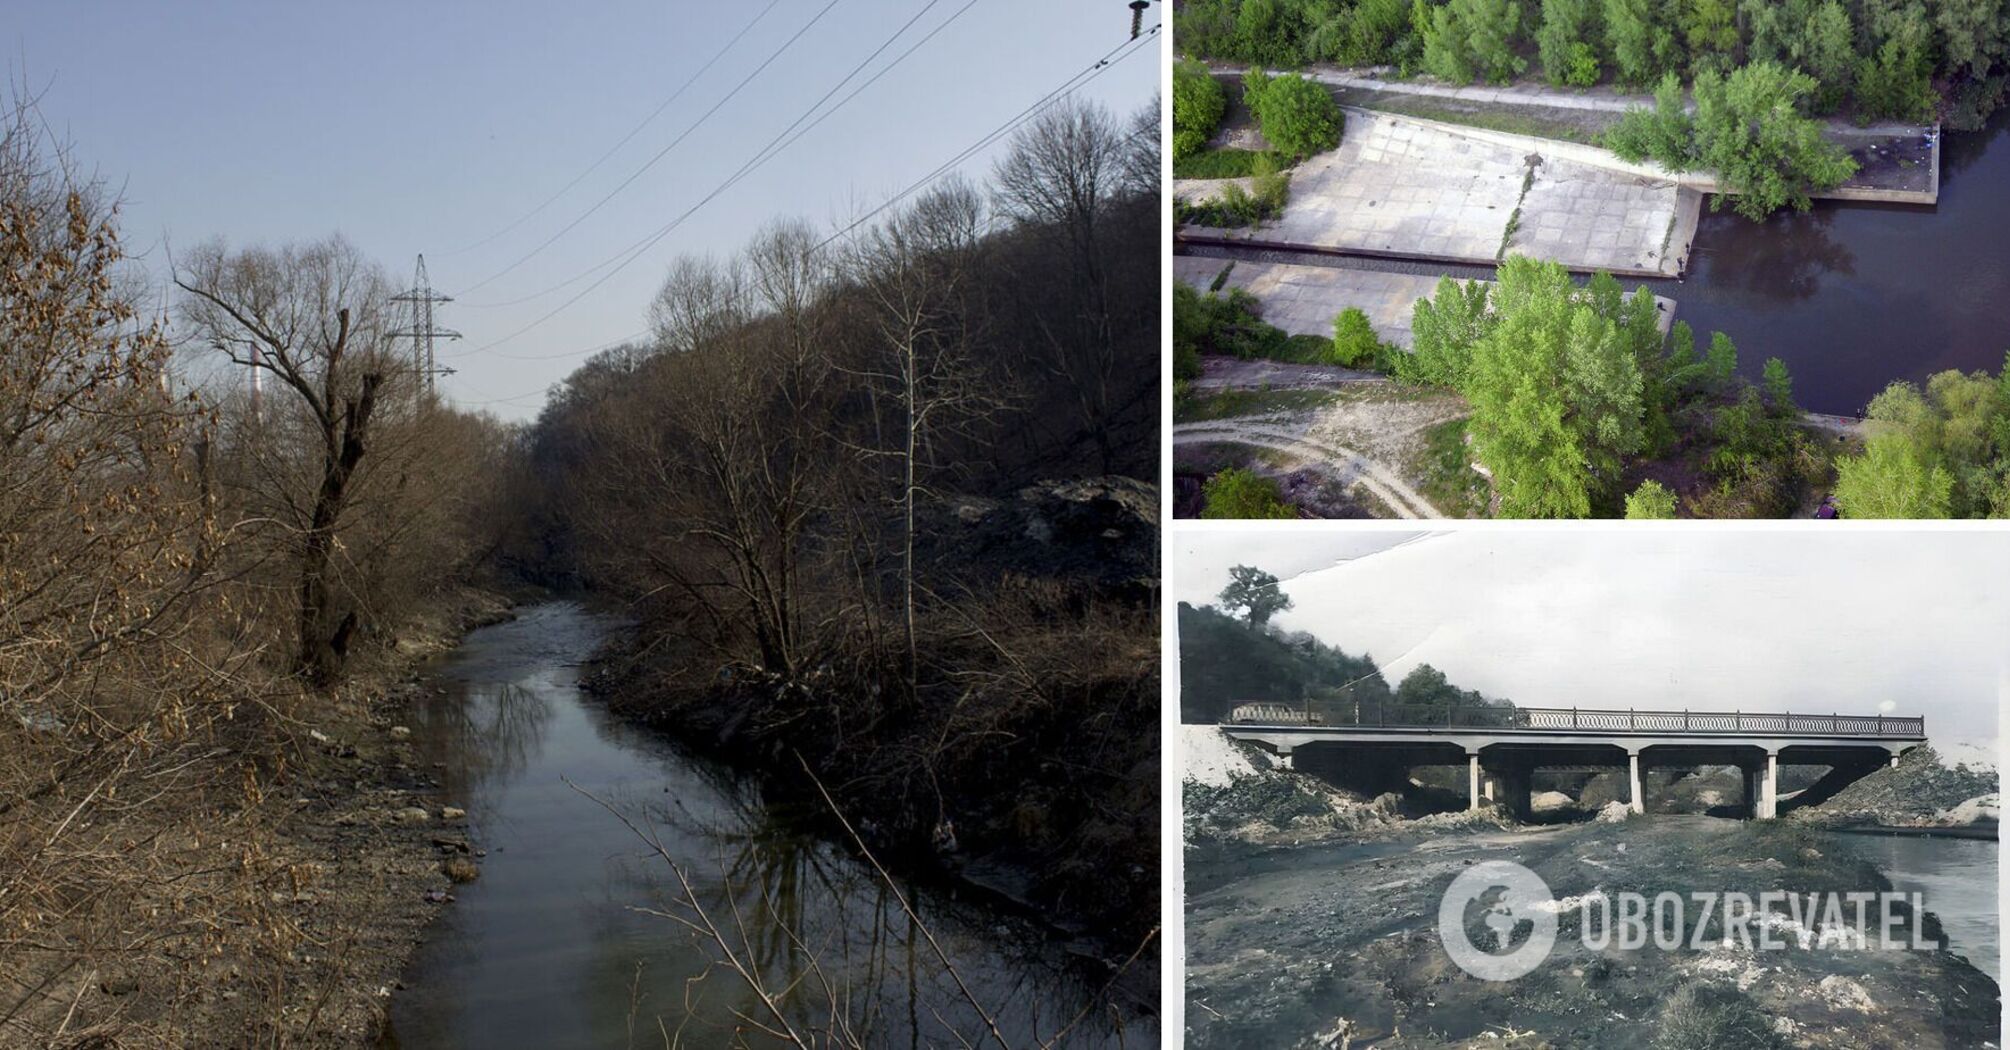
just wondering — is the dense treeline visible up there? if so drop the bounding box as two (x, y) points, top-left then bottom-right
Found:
(1176, 0), (2008, 126)
(1, 98), (512, 1042)
(1179, 600), (1507, 722)
(1834, 356), (2010, 516)
(501, 99), (1161, 941)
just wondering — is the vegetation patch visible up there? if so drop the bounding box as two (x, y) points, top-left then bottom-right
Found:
(1173, 146), (1287, 179)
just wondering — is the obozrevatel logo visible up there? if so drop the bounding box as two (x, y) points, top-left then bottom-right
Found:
(1437, 860), (1558, 981)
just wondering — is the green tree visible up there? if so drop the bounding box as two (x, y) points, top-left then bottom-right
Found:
(1218, 564), (1295, 626)
(1203, 468), (1298, 520)
(1603, 0), (1676, 84)
(1242, 69), (1344, 159)
(1465, 257), (1644, 517)
(1681, 0), (1739, 74)
(1933, 0), (2004, 80)
(1173, 59), (1228, 160)
(1761, 357), (1796, 416)
(1419, 0), (1478, 81)
(1408, 275), (1492, 385)
(1331, 306), (1386, 366)
(1605, 72), (1699, 168)
(1624, 479), (1680, 517)
(1854, 8), (1937, 121)
(1395, 663), (1467, 708)
(1834, 434), (1955, 517)
(1692, 62), (1858, 220)
(1455, 0), (1530, 82)
(1538, 0), (1604, 85)
(1794, 1), (1859, 113)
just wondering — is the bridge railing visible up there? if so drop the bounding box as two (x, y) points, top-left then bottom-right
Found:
(1236, 702), (1924, 738)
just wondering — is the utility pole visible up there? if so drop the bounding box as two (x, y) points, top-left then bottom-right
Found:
(389, 254), (460, 407)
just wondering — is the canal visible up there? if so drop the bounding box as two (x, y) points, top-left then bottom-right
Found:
(377, 602), (1150, 1048)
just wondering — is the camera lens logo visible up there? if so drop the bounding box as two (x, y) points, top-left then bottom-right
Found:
(1436, 860), (1558, 981)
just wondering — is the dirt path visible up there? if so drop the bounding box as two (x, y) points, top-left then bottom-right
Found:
(1191, 357), (1389, 390)
(1175, 420), (1443, 518)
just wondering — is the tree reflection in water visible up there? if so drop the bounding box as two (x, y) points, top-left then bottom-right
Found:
(586, 772), (1150, 1049)
(409, 680), (552, 803)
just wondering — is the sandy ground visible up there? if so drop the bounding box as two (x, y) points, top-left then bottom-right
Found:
(1190, 356), (1388, 390)
(1175, 408), (1451, 520)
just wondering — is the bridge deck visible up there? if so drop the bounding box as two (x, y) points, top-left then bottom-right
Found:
(1226, 703), (1924, 740)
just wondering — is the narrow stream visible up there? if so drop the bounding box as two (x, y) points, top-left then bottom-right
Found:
(377, 602), (1149, 1048)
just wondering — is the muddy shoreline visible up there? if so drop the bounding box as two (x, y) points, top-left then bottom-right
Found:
(267, 584), (521, 1047)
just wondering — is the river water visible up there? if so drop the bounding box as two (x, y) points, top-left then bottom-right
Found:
(377, 602), (1149, 1049)
(1655, 104), (2010, 415)
(1827, 831), (2001, 984)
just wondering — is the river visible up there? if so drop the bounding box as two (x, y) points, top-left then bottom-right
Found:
(1655, 103), (2010, 415)
(1827, 830), (2001, 984)
(376, 602), (1149, 1048)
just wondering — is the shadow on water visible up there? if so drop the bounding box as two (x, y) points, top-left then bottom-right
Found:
(1653, 103), (2010, 414)
(379, 603), (1149, 1049)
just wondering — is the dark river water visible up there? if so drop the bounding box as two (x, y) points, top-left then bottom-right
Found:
(377, 603), (1149, 1049)
(1658, 104), (2010, 415)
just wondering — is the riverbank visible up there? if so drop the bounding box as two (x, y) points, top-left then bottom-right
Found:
(232, 583), (520, 1046)
(574, 479), (1161, 969)
(376, 601), (1154, 1047)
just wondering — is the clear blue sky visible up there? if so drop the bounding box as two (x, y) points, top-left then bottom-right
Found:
(12, 1), (1162, 419)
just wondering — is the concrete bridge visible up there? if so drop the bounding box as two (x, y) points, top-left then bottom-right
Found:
(1223, 704), (1926, 819)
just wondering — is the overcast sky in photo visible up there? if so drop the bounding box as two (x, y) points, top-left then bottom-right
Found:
(1174, 529), (2010, 752)
(8, 0), (1159, 419)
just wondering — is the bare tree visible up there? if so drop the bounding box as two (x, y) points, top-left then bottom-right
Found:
(847, 180), (1006, 688)
(175, 236), (403, 685)
(992, 98), (1131, 473)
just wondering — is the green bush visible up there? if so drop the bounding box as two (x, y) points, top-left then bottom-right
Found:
(1330, 307), (1385, 367)
(1202, 467), (1297, 519)
(1173, 59), (1228, 160)
(1623, 479), (1679, 518)
(1174, 152), (1291, 228)
(1241, 69), (1343, 159)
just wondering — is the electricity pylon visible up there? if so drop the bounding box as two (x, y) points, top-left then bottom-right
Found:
(389, 254), (460, 404)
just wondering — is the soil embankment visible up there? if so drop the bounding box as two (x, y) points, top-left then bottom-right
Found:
(1185, 728), (2001, 1048)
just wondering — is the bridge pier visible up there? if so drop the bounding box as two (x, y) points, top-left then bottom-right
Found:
(1275, 745), (1295, 770)
(1468, 752), (1481, 811)
(1758, 750), (1779, 819)
(1627, 749), (1643, 814)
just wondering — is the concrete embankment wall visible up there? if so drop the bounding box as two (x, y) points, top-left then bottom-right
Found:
(1347, 106), (1938, 205)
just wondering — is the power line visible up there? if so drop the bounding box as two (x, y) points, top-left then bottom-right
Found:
(814, 23), (1157, 253)
(454, 0), (848, 299)
(459, 0), (969, 314)
(438, 0), (782, 258)
(453, 16), (1152, 357)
